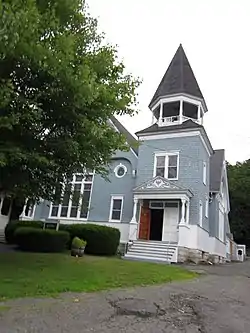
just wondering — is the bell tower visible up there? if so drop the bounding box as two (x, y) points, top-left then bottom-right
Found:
(149, 44), (207, 127)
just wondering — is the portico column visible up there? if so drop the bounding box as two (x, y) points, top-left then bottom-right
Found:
(179, 99), (183, 123)
(130, 198), (138, 223)
(129, 198), (139, 241)
(180, 199), (186, 224)
(159, 101), (163, 125)
(186, 200), (190, 224)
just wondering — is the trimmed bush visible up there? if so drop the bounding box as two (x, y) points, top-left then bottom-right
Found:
(14, 227), (70, 253)
(71, 237), (87, 249)
(5, 220), (43, 244)
(61, 224), (120, 256)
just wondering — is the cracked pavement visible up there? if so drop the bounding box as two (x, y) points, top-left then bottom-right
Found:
(1, 261), (250, 332)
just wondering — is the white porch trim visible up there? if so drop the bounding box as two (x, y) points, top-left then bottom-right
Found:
(134, 193), (190, 201)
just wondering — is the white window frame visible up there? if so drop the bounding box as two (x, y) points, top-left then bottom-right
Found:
(109, 195), (124, 222)
(20, 200), (36, 220)
(203, 161), (207, 185)
(114, 163), (127, 178)
(153, 152), (179, 180)
(205, 196), (208, 218)
(49, 172), (94, 220)
(199, 200), (203, 226)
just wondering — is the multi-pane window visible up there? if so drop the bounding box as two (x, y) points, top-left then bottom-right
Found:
(50, 173), (93, 219)
(154, 153), (179, 179)
(109, 196), (123, 222)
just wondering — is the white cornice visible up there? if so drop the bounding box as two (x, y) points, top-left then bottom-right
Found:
(151, 93), (207, 113)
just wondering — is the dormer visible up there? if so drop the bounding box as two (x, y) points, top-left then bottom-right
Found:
(149, 44), (207, 127)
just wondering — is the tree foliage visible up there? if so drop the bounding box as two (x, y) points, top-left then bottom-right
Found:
(0, 0), (140, 201)
(227, 160), (250, 247)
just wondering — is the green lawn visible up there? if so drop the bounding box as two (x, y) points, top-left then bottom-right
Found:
(0, 252), (196, 300)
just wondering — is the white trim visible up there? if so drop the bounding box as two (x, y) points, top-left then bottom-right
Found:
(130, 147), (138, 159)
(109, 195), (124, 222)
(153, 151), (179, 180)
(139, 131), (201, 141)
(203, 161), (207, 185)
(151, 94), (203, 112)
(149, 200), (165, 209)
(20, 201), (36, 220)
(199, 200), (203, 226)
(205, 196), (209, 218)
(114, 163), (127, 178)
(134, 193), (189, 201)
(109, 118), (138, 159)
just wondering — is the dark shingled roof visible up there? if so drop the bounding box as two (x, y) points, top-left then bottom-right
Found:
(210, 149), (225, 192)
(110, 116), (138, 155)
(149, 44), (206, 109)
(136, 119), (202, 136)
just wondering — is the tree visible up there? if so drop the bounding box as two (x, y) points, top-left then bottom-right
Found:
(0, 0), (140, 202)
(227, 160), (250, 247)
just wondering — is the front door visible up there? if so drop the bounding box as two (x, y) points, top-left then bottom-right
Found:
(162, 203), (179, 243)
(138, 205), (150, 240)
(150, 209), (163, 241)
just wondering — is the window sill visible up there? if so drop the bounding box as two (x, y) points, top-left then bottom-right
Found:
(109, 219), (121, 223)
(153, 176), (178, 181)
(48, 217), (88, 221)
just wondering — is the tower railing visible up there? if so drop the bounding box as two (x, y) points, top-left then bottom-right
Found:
(158, 115), (200, 127)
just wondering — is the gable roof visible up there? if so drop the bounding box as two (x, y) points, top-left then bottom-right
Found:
(149, 44), (206, 110)
(134, 176), (193, 196)
(136, 119), (202, 136)
(110, 116), (138, 155)
(210, 149), (225, 192)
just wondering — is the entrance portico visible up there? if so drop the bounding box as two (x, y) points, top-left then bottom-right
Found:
(128, 176), (193, 242)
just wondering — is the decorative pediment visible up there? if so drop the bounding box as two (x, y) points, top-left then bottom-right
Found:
(134, 176), (187, 192)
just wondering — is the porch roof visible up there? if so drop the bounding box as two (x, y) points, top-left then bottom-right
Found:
(133, 176), (193, 198)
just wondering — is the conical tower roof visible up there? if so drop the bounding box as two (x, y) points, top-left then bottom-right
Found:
(149, 44), (206, 109)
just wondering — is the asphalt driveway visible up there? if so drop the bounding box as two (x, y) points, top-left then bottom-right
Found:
(1, 260), (250, 333)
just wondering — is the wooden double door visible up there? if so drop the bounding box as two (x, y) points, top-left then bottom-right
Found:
(138, 204), (163, 241)
(138, 202), (179, 242)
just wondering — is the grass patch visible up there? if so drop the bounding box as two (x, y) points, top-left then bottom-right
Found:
(0, 252), (196, 300)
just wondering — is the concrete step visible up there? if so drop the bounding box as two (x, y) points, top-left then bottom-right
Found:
(130, 245), (177, 252)
(125, 254), (173, 262)
(128, 252), (174, 259)
(133, 240), (177, 247)
(124, 253), (171, 263)
(129, 247), (175, 255)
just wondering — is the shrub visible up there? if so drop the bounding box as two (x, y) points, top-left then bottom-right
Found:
(5, 220), (44, 244)
(71, 237), (87, 249)
(14, 227), (70, 253)
(61, 224), (120, 256)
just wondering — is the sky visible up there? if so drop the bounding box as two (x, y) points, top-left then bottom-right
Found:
(87, 0), (250, 164)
